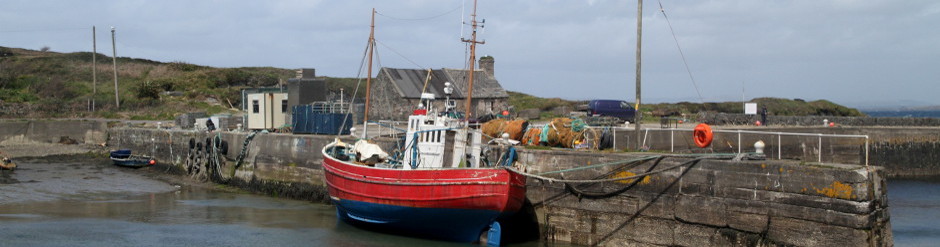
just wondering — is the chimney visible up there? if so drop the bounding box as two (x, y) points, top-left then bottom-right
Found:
(479, 56), (494, 77)
(301, 68), (316, 79)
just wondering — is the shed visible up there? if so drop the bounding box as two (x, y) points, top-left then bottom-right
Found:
(246, 92), (288, 130)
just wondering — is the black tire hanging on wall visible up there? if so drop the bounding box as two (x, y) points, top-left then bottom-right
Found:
(219, 140), (229, 156)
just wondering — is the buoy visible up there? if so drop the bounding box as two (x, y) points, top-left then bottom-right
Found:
(829, 122), (835, 127)
(693, 123), (714, 148)
(755, 120), (762, 126)
(149, 160), (156, 165)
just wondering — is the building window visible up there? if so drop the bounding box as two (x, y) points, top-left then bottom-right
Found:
(252, 100), (259, 113)
(281, 100), (288, 113)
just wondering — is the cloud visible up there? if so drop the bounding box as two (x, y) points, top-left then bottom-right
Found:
(1, 0), (938, 107)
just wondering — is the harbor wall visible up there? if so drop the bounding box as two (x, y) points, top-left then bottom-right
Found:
(0, 120), (108, 145)
(108, 128), (339, 202)
(519, 149), (891, 246)
(699, 112), (940, 127)
(107, 127), (892, 246)
(613, 126), (940, 177)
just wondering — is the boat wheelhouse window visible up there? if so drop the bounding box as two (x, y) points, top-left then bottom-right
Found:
(252, 100), (259, 113)
(281, 100), (288, 113)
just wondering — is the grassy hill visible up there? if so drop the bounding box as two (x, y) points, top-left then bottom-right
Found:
(508, 91), (865, 119)
(0, 46), (369, 120)
(1, 46), (863, 120)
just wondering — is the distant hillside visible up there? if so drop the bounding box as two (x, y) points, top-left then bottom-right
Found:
(507, 91), (865, 119)
(0, 46), (365, 119)
(646, 98), (865, 117)
(0, 46), (864, 120)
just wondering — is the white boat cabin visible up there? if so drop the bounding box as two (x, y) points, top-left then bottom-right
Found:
(401, 93), (482, 170)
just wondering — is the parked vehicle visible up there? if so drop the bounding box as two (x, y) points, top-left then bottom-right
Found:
(585, 99), (636, 122)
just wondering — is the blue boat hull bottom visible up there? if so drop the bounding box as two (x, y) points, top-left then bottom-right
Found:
(110, 156), (154, 168)
(333, 198), (504, 243)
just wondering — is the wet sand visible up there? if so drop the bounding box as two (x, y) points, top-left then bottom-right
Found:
(0, 153), (473, 247)
(0, 154), (178, 204)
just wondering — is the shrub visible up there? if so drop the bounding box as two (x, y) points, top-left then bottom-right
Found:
(135, 80), (161, 99)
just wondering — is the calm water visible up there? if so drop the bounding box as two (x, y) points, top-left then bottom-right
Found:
(0, 157), (550, 247)
(888, 177), (940, 247)
(864, 110), (940, 118)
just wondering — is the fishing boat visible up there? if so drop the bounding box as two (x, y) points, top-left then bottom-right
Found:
(322, 2), (526, 244)
(1, 157), (15, 170)
(110, 149), (156, 168)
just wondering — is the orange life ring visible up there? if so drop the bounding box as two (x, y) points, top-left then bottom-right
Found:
(693, 123), (713, 148)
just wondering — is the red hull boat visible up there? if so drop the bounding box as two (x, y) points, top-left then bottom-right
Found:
(322, 139), (527, 242)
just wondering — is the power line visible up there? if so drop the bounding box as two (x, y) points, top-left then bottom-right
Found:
(0, 27), (86, 33)
(376, 5), (463, 21)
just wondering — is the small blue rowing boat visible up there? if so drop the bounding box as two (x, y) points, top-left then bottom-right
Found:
(110, 149), (156, 168)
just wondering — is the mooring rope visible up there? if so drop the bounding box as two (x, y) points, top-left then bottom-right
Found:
(537, 155), (660, 175)
(507, 153), (738, 184)
(565, 156), (668, 199)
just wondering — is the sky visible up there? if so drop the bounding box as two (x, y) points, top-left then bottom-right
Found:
(2, 0), (939, 109)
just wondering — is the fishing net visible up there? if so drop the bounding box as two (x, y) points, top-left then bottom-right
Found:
(481, 119), (528, 141)
(532, 118), (598, 149)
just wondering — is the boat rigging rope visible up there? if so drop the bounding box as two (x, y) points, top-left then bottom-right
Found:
(375, 5), (462, 21)
(335, 36), (371, 137)
(657, 0), (705, 105)
(375, 40), (427, 70)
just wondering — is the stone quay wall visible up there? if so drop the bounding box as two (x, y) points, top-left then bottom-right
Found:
(519, 149), (891, 246)
(0, 119), (108, 145)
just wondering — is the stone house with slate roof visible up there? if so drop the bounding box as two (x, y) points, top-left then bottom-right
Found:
(369, 57), (509, 121)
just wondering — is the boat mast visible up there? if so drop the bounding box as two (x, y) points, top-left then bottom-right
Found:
(363, 8), (376, 138)
(634, 0), (643, 150)
(461, 0), (484, 121)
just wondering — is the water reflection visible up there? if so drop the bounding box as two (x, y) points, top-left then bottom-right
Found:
(888, 177), (940, 247)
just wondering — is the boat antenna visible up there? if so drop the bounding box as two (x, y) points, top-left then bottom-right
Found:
(461, 0), (484, 121)
(363, 8), (376, 139)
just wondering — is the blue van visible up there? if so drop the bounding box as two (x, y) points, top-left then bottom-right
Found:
(587, 100), (636, 122)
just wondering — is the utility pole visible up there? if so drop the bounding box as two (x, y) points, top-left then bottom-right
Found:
(111, 26), (119, 109)
(634, 0), (643, 150)
(92, 26), (97, 111)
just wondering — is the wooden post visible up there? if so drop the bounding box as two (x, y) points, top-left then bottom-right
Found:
(92, 26), (97, 111)
(634, 0), (643, 150)
(111, 26), (119, 109)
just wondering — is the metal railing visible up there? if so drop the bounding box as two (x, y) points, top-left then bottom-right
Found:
(636, 128), (869, 166)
